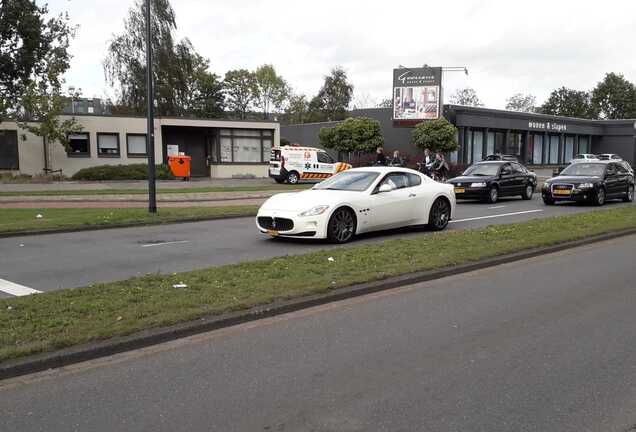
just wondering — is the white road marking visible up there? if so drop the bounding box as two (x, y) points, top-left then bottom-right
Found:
(0, 278), (42, 297)
(488, 205), (507, 209)
(141, 240), (190, 248)
(451, 209), (543, 224)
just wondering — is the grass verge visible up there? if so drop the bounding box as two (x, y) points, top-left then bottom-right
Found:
(0, 207), (259, 235)
(0, 184), (311, 197)
(1, 206), (636, 362)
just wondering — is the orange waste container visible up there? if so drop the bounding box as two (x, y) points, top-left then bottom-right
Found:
(168, 155), (191, 180)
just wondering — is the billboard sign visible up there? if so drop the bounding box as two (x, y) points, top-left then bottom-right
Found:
(392, 66), (442, 123)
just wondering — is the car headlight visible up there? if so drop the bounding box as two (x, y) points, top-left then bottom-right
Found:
(470, 182), (487, 188)
(298, 205), (329, 217)
(578, 183), (594, 189)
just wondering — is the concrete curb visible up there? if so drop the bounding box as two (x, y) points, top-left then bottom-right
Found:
(2, 226), (635, 381)
(0, 213), (257, 239)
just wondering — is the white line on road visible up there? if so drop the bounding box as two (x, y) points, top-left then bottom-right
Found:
(488, 205), (507, 209)
(0, 278), (42, 297)
(451, 209), (543, 224)
(141, 240), (190, 248)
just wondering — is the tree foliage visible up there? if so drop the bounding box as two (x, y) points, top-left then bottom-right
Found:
(449, 87), (483, 107)
(319, 117), (383, 154)
(223, 69), (258, 119)
(505, 93), (536, 112)
(590, 72), (636, 119)
(313, 67), (354, 121)
(253, 64), (289, 119)
(104, 0), (224, 117)
(539, 87), (593, 118)
(377, 98), (393, 108)
(412, 118), (458, 153)
(0, 0), (80, 149)
(284, 93), (309, 124)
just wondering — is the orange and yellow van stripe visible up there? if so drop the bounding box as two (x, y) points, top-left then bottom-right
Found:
(301, 173), (331, 180)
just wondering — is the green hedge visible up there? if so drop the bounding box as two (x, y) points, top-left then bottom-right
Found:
(71, 164), (175, 181)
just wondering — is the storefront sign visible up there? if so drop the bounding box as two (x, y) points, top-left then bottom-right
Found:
(392, 66), (442, 122)
(528, 121), (567, 132)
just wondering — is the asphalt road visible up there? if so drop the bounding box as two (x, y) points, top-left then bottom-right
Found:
(0, 194), (633, 296)
(2, 235), (636, 431)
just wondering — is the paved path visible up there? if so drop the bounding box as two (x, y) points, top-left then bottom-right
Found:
(0, 195), (632, 296)
(2, 235), (636, 431)
(0, 178), (278, 192)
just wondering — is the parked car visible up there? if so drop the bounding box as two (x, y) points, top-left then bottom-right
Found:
(484, 154), (518, 161)
(448, 161), (537, 204)
(569, 153), (599, 164)
(256, 167), (456, 243)
(269, 145), (351, 184)
(596, 153), (622, 161)
(542, 161), (634, 206)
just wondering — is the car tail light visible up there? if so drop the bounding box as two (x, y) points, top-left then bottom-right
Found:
(281, 156), (285, 169)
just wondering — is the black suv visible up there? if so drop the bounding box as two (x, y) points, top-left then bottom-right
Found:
(542, 161), (635, 206)
(449, 161), (537, 203)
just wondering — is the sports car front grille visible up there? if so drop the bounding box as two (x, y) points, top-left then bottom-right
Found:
(257, 217), (294, 231)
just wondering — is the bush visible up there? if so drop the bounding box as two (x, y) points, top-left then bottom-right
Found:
(71, 164), (175, 181)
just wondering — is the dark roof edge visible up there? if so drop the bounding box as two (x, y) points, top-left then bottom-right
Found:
(445, 104), (636, 125)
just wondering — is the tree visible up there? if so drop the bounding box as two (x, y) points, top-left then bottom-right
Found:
(284, 93), (309, 124)
(319, 117), (384, 158)
(223, 69), (257, 119)
(449, 87), (483, 107)
(184, 54), (224, 118)
(590, 72), (636, 119)
(253, 64), (289, 119)
(313, 67), (354, 121)
(505, 93), (537, 112)
(412, 118), (458, 154)
(104, 0), (223, 117)
(539, 87), (594, 118)
(377, 98), (393, 108)
(306, 94), (328, 123)
(1, 0), (80, 150)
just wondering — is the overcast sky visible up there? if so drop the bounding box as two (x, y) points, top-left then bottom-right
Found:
(47, 0), (636, 109)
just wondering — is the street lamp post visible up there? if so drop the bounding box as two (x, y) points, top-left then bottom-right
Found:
(145, 0), (157, 213)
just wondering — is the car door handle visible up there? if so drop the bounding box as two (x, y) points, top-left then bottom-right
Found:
(409, 193), (417, 197)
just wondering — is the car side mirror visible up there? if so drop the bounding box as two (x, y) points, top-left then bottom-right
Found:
(378, 183), (394, 193)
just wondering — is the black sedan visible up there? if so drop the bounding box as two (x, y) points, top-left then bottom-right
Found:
(542, 161), (634, 206)
(449, 161), (537, 204)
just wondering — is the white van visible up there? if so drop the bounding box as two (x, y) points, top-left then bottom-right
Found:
(269, 146), (352, 184)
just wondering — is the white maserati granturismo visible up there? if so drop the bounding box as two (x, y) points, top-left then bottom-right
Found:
(256, 167), (456, 243)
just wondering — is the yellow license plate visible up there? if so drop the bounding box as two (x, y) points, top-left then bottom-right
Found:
(454, 187), (465, 193)
(553, 189), (570, 196)
(267, 229), (279, 236)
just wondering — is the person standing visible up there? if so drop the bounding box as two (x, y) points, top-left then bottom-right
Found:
(389, 150), (405, 167)
(376, 147), (387, 166)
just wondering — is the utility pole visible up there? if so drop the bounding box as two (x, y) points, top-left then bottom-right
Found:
(146, 0), (157, 213)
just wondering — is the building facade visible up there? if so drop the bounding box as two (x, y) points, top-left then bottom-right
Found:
(281, 106), (636, 166)
(0, 115), (280, 178)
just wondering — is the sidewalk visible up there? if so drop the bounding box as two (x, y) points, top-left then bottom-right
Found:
(0, 178), (277, 193)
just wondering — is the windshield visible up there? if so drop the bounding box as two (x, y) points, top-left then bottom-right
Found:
(463, 163), (500, 176)
(313, 171), (380, 191)
(560, 163), (605, 176)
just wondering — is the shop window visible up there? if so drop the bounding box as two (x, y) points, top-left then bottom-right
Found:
(578, 136), (590, 154)
(565, 136), (574, 161)
(67, 133), (90, 157)
(472, 131), (483, 162)
(262, 139), (273, 162)
(232, 136), (261, 162)
(549, 135), (559, 164)
(487, 131), (495, 156)
(97, 133), (120, 157)
(532, 134), (543, 165)
(127, 134), (147, 157)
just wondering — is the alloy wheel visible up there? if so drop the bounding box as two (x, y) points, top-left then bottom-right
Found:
(596, 188), (605, 206)
(329, 209), (355, 243)
(430, 199), (450, 231)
